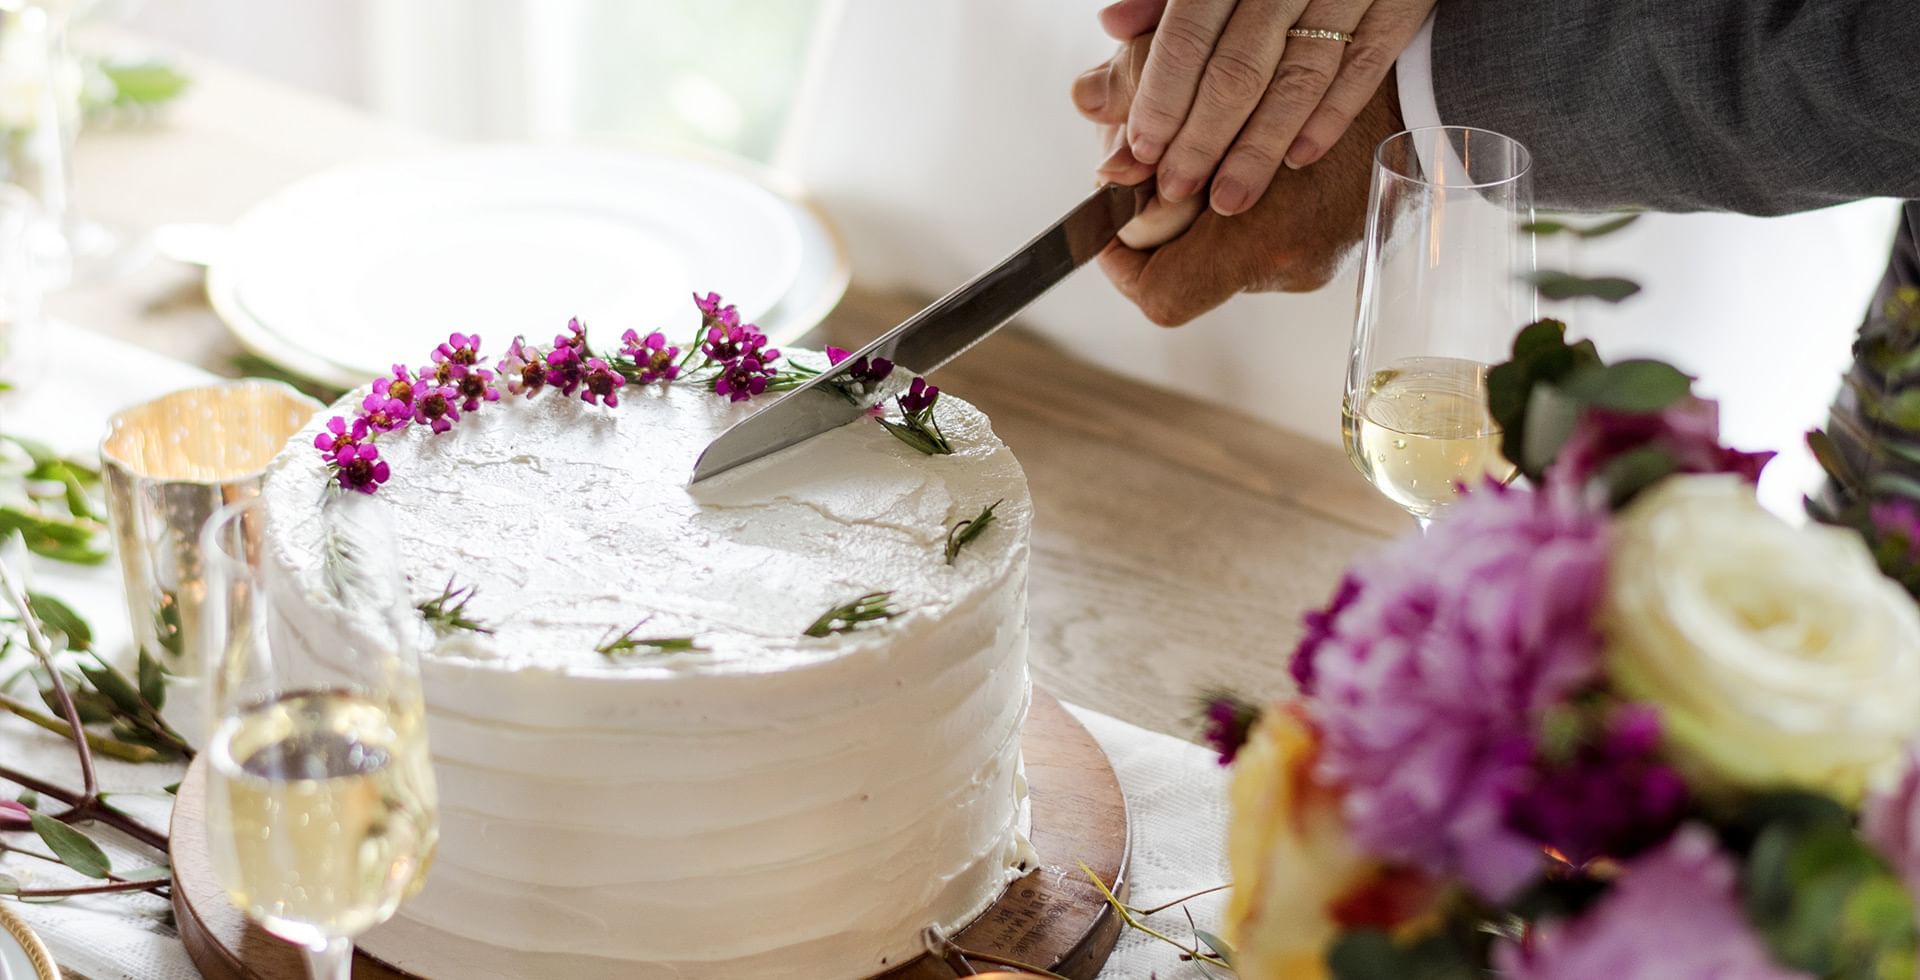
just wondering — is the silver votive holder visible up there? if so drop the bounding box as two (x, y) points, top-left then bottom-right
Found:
(101, 380), (322, 681)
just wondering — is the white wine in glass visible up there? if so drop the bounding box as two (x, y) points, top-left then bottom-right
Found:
(201, 496), (438, 980)
(1346, 127), (1535, 524)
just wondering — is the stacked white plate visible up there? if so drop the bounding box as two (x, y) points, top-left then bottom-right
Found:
(0, 905), (55, 980)
(208, 145), (848, 389)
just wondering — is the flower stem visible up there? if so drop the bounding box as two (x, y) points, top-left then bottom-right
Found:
(0, 764), (168, 852)
(0, 559), (98, 807)
(8, 878), (168, 899)
(1133, 882), (1232, 916)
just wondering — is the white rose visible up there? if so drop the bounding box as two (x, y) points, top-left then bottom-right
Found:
(1604, 474), (1920, 804)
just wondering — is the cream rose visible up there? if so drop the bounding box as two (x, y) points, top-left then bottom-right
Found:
(1605, 474), (1920, 803)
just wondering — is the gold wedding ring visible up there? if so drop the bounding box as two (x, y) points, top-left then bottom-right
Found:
(1287, 27), (1356, 43)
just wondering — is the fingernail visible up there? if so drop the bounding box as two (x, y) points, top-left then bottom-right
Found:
(1160, 172), (1198, 203)
(1130, 135), (1164, 164)
(1284, 137), (1319, 170)
(1211, 178), (1251, 215)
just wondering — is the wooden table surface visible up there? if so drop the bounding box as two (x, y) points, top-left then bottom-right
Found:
(49, 46), (1403, 743)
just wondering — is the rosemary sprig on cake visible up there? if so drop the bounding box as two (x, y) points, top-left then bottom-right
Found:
(804, 592), (900, 637)
(946, 500), (1004, 564)
(596, 623), (705, 657)
(417, 577), (495, 636)
(877, 378), (954, 456)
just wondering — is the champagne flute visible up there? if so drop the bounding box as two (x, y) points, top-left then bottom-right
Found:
(199, 496), (438, 980)
(1343, 126), (1536, 525)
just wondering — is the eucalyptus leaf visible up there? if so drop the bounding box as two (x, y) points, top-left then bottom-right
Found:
(79, 659), (146, 719)
(1558, 360), (1694, 413)
(15, 790), (35, 808)
(118, 865), (172, 882)
(1521, 213), (1641, 238)
(1194, 929), (1235, 968)
(26, 593), (91, 651)
(1522, 384), (1583, 476)
(1526, 271), (1644, 303)
(29, 812), (112, 879)
(1870, 472), (1920, 503)
(1806, 429), (1858, 490)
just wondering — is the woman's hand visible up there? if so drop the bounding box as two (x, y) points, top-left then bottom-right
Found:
(1072, 0), (1434, 216)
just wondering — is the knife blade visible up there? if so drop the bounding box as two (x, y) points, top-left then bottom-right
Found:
(689, 182), (1142, 484)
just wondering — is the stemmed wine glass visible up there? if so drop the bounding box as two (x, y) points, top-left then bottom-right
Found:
(1343, 126), (1536, 525)
(200, 496), (438, 980)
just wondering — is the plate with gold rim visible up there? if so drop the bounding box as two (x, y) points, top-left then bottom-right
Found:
(0, 903), (58, 980)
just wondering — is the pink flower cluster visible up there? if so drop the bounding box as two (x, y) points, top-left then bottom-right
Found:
(314, 291), (789, 495)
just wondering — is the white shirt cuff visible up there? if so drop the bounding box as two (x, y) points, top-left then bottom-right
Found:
(1395, 11), (1441, 132)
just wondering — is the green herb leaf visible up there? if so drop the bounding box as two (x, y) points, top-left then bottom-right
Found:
(1558, 360), (1694, 413)
(417, 578), (496, 636)
(99, 59), (191, 107)
(596, 623), (705, 657)
(137, 649), (167, 711)
(1521, 213), (1641, 239)
(804, 592), (899, 637)
(1194, 929), (1235, 968)
(945, 500), (1003, 565)
(1806, 429), (1859, 492)
(162, 782), (180, 796)
(877, 418), (954, 456)
(29, 812), (112, 879)
(1526, 270), (1644, 303)
(25, 593), (91, 651)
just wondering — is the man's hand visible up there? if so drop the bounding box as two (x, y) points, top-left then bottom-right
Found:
(1076, 35), (1403, 326)
(1074, 0), (1433, 216)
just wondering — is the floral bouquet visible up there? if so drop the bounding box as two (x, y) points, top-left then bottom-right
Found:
(1210, 305), (1920, 978)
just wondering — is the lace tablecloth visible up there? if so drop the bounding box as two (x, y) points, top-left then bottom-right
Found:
(0, 323), (1233, 979)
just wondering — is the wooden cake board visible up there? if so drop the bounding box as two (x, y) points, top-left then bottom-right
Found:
(172, 690), (1131, 979)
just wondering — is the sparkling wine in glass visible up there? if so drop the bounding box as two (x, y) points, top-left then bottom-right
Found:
(1344, 126), (1535, 523)
(200, 496), (438, 980)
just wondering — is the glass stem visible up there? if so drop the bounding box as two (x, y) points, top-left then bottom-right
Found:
(302, 937), (354, 980)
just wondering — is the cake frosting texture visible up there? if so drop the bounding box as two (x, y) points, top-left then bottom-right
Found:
(258, 359), (1034, 979)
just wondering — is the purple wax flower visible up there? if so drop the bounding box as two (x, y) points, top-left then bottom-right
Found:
(432, 332), (482, 369)
(1290, 574), (1360, 695)
(545, 345), (586, 396)
(412, 385), (461, 433)
(313, 415), (369, 460)
(1504, 704), (1688, 867)
(1306, 481), (1610, 901)
(899, 377), (939, 415)
(451, 363), (500, 412)
(554, 317), (588, 354)
(702, 323), (769, 365)
(332, 443), (391, 495)
(1549, 396), (1773, 490)
(1495, 826), (1810, 979)
(374, 364), (417, 407)
(0, 799), (31, 832)
(714, 355), (775, 402)
(694, 290), (740, 329)
(621, 329), (681, 384)
(581, 357), (626, 407)
(828, 346), (894, 386)
(357, 392), (411, 434)
(497, 337), (547, 398)
(1865, 745), (1920, 907)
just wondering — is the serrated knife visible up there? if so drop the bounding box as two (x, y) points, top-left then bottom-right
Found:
(689, 182), (1142, 484)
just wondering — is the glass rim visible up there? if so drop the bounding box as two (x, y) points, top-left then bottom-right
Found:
(1374, 125), (1533, 190)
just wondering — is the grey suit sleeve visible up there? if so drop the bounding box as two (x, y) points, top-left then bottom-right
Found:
(1429, 0), (1920, 215)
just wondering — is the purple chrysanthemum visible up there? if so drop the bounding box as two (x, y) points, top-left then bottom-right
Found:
(714, 355), (776, 402)
(497, 337), (547, 398)
(545, 345), (586, 396)
(1306, 482), (1610, 901)
(1495, 826), (1810, 979)
(1290, 573), (1359, 695)
(827, 345), (895, 386)
(581, 357), (626, 407)
(332, 443), (390, 494)
(374, 364), (418, 407)
(899, 377), (939, 415)
(357, 392), (411, 433)
(702, 323), (769, 365)
(622, 329), (681, 384)
(412, 384), (461, 433)
(313, 415), (369, 460)
(694, 290), (740, 330)
(1200, 695), (1261, 766)
(1503, 705), (1687, 868)
(1548, 397), (1773, 491)
(452, 362), (500, 412)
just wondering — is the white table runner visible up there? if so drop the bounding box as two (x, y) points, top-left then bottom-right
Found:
(0, 322), (1232, 980)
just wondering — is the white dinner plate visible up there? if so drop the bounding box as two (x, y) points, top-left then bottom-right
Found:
(208, 145), (848, 390)
(0, 904), (56, 980)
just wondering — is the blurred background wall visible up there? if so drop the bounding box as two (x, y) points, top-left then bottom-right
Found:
(124, 0), (1905, 514)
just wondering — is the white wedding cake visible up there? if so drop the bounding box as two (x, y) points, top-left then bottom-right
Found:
(257, 353), (1035, 979)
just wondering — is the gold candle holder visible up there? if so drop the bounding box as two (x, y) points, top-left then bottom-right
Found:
(101, 380), (322, 678)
